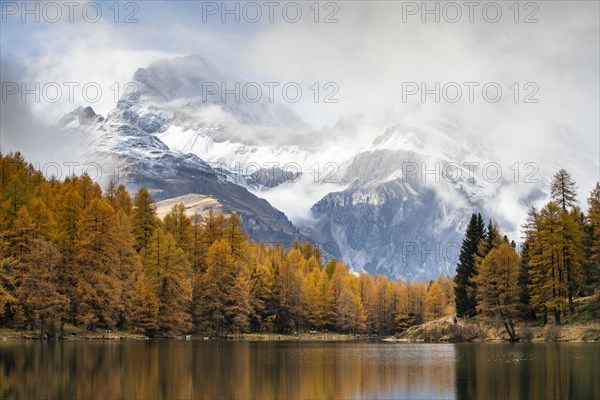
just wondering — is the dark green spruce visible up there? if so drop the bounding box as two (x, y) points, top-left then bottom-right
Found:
(454, 213), (485, 317)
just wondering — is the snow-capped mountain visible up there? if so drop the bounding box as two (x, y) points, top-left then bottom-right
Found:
(59, 106), (307, 247)
(58, 55), (596, 280)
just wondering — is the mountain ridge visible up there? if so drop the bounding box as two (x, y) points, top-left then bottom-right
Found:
(55, 55), (596, 280)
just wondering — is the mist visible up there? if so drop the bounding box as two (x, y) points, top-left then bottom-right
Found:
(1, 0), (598, 228)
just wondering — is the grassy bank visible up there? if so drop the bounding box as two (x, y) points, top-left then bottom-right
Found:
(0, 327), (374, 342)
(0, 326), (149, 341)
(218, 332), (374, 341)
(391, 297), (600, 343)
(389, 317), (600, 343)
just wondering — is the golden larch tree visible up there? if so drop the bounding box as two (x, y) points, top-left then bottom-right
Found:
(476, 242), (521, 340)
(142, 228), (192, 334)
(425, 281), (446, 321)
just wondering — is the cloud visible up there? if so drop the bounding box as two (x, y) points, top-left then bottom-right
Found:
(0, 58), (63, 164)
(1, 0), (598, 219)
(251, 175), (345, 225)
(233, 1), (599, 203)
(16, 23), (178, 121)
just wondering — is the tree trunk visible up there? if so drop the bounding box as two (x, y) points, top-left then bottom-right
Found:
(568, 288), (574, 314)
(499, 310), (517, 342)
(554, 307), (561, 325)
(39, 318), (46, 340)
(502, 320), (516, 341)
(566, 256), (574, 313)
(509, 320), (516, 340)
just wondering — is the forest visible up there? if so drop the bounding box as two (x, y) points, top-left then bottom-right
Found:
(0, 152), (454, 338)
(454, 169), (600, 340)
(0, 152), (598, 339)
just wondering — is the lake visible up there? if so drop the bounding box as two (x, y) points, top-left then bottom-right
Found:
(1, 341), (598, 399)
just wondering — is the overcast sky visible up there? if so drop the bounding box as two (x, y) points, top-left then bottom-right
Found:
(1, 1), (599, 200)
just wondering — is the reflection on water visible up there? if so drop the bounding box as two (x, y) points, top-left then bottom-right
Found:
(455, 343), (600, 400)
(0, 341), (598, 399)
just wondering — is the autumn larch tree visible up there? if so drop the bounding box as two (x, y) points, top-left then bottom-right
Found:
(475, 242), (521, 341)
(371, 275), (395, 335)
(583, 183), (600, 293)
(18, 238), (69, 338)
(75, 198), (123, 330)
(197, 238), (251, 334)
(436, 275), (456, 316)
(75, 173), (102, 209)
(163, 203), (193, 256)
(105, 180), (133, 215)
(518, 207), (538, 320)
(550, 169), (583, 312)
(394, 280), (411, 331)
(336, 278), (366, 333)
(275, 249), (306, 332)
(128, 264), (159, 335)
(105, 179), (117, 208)
(54, 185), (84, 319)
(561, 207), (583, 313)
(247, 260), (276, 332)
(132, 187), (158, 252)
(0, 256), (17, 322)
(7, 207), (34, 259)
(357, 273), (377, 332)
(114, 183), (133, 215)
(529, 202), (568, 324)
(551, 169), (578, 212)
(425, 281), (446, 321)
(142, 228), (192, 335)
(224, 212), (247, 262)
(1, 163), (34, 223)
(112, 209), (141, 327)
(304, 266), (323, 329)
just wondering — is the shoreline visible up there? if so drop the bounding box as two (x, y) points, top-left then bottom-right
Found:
(1, 327), (599, 343)
(0, 331), (379, 342)
(390, 315), (600, 344)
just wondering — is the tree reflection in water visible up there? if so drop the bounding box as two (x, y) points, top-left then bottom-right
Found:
(0, 342), (598, 399)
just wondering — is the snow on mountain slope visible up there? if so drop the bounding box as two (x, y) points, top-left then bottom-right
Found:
(57, 55), (596, 280)
(58, 99), (309, 248)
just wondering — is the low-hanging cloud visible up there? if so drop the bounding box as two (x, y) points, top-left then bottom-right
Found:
(1, 0), (598, 226)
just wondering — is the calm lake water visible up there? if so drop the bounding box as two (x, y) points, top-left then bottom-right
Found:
(0, 341), (598, 399)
